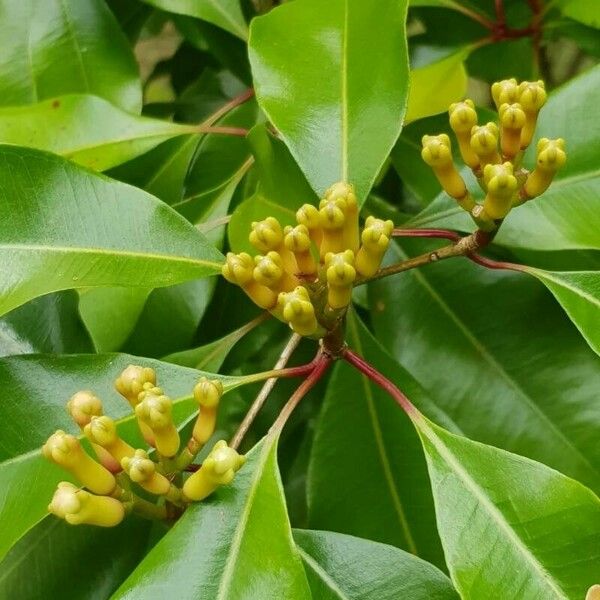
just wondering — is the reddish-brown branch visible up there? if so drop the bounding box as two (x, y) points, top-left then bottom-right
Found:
(199, 89), (254, 128)
(197, 126), (249, 137)
(392, 228), (462, 242)
(343, 348), (417, 417)
(270, 352), (332, 433)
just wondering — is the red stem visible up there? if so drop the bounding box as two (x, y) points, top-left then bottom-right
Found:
(197, 126), (249, 137)
(343, 348), (417, 417)
(467, 254), (524, 271)
(393, 228), (461, 242)
(270, 353), (332, 432)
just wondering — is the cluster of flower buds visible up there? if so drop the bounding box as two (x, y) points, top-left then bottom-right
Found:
(44, 365), (245, 527)
(222, 182), (394, 338)
(421, 79), (565, 229)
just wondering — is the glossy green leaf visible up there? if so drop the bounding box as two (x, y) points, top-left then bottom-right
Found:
(141, 0), (248, 40)
(408, 65), (600, 251)
(249, 0), (410, 202)
(0, 291), (92, 357)
(113, 435), (311, 599)
(415, 416), (600, 598)
(406, 49), (468, 123)
(0, 146), (223, 317)
(294, 529), (458, 600)
(0, 0), (141, 112)
(78, 287), (150, 353)
(228, 124), (318, 254)
(308, 312), (448, 567)
(0, 516), (151, 599)
(370, 239), (600, 492)
(0, 95), (197, 171)
(523, 268), (600, 357)
(0, 352), (246, 561)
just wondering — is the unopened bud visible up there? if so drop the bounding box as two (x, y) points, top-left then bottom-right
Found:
(84, 415), (135, 464)
(253, 252), (297, 293)
(249, 217), (284, 253)
(586, 585), (600, 600)
(183, 440), (246, 502)
(355, 217), (394, 277)
(296, 204), (323, 247)
(421, 134), (470, 203)
(470, 123), (501, 170)
(324, 182), (359, 252)
(115, 365), (156, 407)
(43, 431), (116, 495)
(190, 378), (223, 446)
(222, 252), (277, 309)
(325, 250), (356, 309)
(523, 138), (566, 198)
(284, 225), (317, 275)
(277, 286), (319, 337)
(319, 199), (347, 257)
(518, 80), (546, 148)
(448, 100), (479, 169)
(499, 103), (526, 159)
(67, 391), (103, 428)
(491, 78), (519, 109)
(121, 449), (171, 496)
(48, 482), (124, 527)
(136, 389), (180, 457)
(482, 162), (518, 219)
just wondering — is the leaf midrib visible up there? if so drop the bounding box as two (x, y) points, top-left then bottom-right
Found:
(530, 269), (600, 308)
(419, 420), (569, 599)
(296, 546), (350, 600)
(0, 243), (222, 270)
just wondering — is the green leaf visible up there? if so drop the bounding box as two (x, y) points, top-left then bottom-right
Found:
(414, 416), (600, 598)
(558, 0), (600, 28)
(0, 146), (224, 317)
(408, 65), (600, 251)
(370, 239), (600, 493)
(163, 316), (266, 371)
(0, 0), (141, 112)
(0, 352), (247, 561)
(78, 287), (151, 353)
(308, 312), (447, 567)
(523, 268), (600, 357)
(0, 516), (151, 599)
(406, 49), (468, 123)
(249, 0), (410, 203)
(141, 0), (248, 40)
(0, 95), (197, 171)
(0, 291), (92, 356)
(294, 529), (458, 599)
(228, 124), (318, 254)
(113, 435), (311, 599)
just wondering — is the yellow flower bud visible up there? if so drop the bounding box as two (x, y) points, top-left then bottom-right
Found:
(183, 440), (246, 502)
(253, 252), (298, 293)
(421, 134), (470, 203)
(324, 182), (359, 252)
(296, 204), (323, 247)
(470, 123), (501, 170)
(325, 250), (356, 309)
(121, 449), (171, 496)
(249, 217), (284, 253)
(448, 100), (479, 169)
(66, 391), (103, 428)
(482, 162), (518, 219)
(48, 482), (125, 527)
(518, 80), (547, 148)
(586, 584), (600, 600)
(491, 78), (519, 109)
(115, 365), (156, 407)
(191, 378), (223, 445)
(135, 388), (180, 458)
(284, 225), (317, 275)
(318, 198), (347, 258)
(222, 252), (277, 309)
(84, 415), (135, 464)
(498, 102), (526, 160)
(523, 138), (566, 199)
(43, 431), (116, 495)
(277, 286), (319, 337)
(355, 217), (394, 277)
